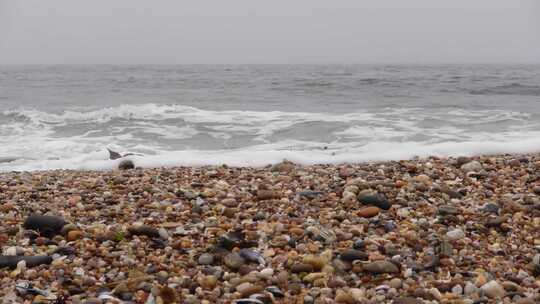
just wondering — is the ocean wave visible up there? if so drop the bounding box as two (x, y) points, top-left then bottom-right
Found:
(0, 103), (539, 171)
(470, 83), (540, 96)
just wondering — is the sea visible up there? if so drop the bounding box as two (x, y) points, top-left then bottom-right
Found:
(1, 64), (539, 171)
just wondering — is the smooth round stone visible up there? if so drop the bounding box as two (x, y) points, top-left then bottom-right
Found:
(460, 161), (482, 173)
(464, 282), (478, 295)
(357, 190), (392, 210)
(481, 281), (506, 299)
(118, 159), (135, 170)
(258, 268), (274, 279)
(452, 284), (463, 295)
(446, 229), (465, 241)
(198, 253), (214, 265)
(223, 252), (245, 270)
(389, 278), (402, 289)
(353, 239), (365, 250)
(357, 206), (381, 218)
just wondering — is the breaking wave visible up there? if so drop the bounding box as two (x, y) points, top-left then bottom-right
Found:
(1, 103), (539, 171)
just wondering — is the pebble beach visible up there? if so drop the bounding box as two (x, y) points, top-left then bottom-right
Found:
(1, 154), (539, 304)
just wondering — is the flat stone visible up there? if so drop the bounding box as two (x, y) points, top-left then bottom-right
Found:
(363, 260), (399, 274)
(339, 249), (369, 262)
(438, 205), (460, 216)
(357, 206), (381, 218)
(291, 263), (315, 273)
(393, 297), (424, 304)
(127, 226), (160, 238)
(257, 190), (281, 200)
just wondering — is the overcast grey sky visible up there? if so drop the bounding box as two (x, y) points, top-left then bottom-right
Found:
(0, 0), (539, 64)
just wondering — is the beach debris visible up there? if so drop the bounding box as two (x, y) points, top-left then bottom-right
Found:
(107, 148), (123, 160)
(108, 148), (143, 160)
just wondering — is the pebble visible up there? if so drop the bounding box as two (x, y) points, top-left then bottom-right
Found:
(67, 230), (84, 241)
(339, 249), (369, 262)
(461, 160), (483, 173)
(464, 282), (478, 295)
(127, 225), (160, 238)
(357, 206), (381, 218)
(389, 278), (402, 289)
(363, 261), (400, 274)
(357, 190), (392, 210)
(481, 280), (506, 299)
(236, 282), (263, 297)
(118, 159), (135, 170)
(23, 214), (66, 237)
(438, 205), (460, 216)
(198, 253), (214, 265)
(446, 228), (465, 241)
(224, 252), (246, 270)
(393, 298), (424, 304)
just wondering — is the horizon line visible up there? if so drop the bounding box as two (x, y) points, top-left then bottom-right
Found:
(1, 62), (540, 66)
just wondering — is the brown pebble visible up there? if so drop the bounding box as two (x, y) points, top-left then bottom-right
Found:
(67, 230), (84, 241)
(357, 206), (380, 218)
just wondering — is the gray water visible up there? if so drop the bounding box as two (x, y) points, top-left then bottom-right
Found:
(1, 64), (539, 171)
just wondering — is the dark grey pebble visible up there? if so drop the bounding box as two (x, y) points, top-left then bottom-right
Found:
(298, 191), (324, 199)
(127, 226), (160, 238)
(265, 286), (285, 298)
(239, 248), (265, 265)
(357, 190), (392, 210)
(481, 203), (500, 214)
(118, 159), (135, 170)
(0, 256), (53, 269)
(438, 206), (460, 216)
(353, 239), (365, 250)
(339, 249), (369, 262)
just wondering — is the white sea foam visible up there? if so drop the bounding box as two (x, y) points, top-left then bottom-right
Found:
(1, 137), (540, 172)
(1, 103), (539, 171)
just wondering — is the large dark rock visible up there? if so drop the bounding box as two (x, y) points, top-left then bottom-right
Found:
(23, 215), (66, 237)
(118, 159), (135, 170)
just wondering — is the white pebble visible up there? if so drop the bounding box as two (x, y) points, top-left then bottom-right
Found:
(481, 281), (506, 299)
(446, 228), (465, 241)
(452, 284), (463, 295)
